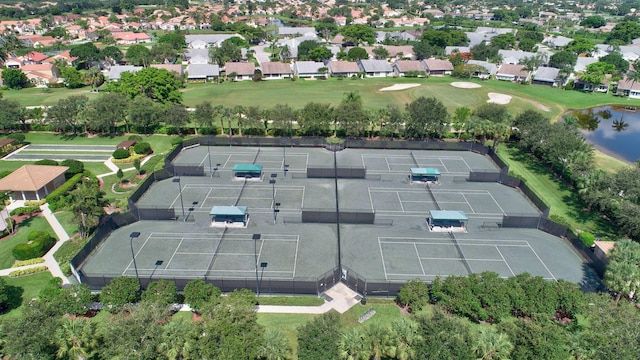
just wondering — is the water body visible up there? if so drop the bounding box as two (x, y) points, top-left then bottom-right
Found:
(569, 105), (640, 163)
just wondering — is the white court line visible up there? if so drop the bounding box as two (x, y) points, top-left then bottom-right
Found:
(486, 192), (507, 215)
(257, 239), (265, 266)
(300, 186), (305, 209)
(438, 158), (449, 173)
(380, 236), (529, 244)
(495, 246), (515, 276)
(460, 157), (472, 170)
(200, 188), (213, 208)
(378, 238), (389, 281)
(292, 236), (299, 277)
(221, 154), (232, 169)
(174, 252), (216, 255)
(396, 191), (405, 212)
(364, 154), (464, 159)
(385, 157), (392, 171)
(527, 243), (557, 281)
(166, 237), (185, 268)
(368, 188), (374, 210)
(414, 243), (426, 275)
(461, 193), (476, 213)
(199, 153), (209, 167)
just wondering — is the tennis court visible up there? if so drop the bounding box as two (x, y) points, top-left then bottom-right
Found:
(361, 154), (472, 174)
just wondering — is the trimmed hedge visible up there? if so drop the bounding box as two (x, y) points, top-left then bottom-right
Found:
(45, 173), (83, 211)
(128, 135), (143, 142)
(9, 206), (40, 217)
(24, 200), (46, 207)
(579, 232), (596, 247)
(61, 159), (84, 178)
(9, 266), (48, 277)
(12, 258), (45, 268)
(12, 231), (56, 260)
(133, 142), (152, 155)
(34, 159), (59, 166)
(112, 148), (130, 159)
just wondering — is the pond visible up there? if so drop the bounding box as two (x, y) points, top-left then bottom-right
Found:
(568, 105), (640, 163)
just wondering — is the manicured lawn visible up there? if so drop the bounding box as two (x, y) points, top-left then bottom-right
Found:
(0, 216), (57, 270)
(257, 312), (318, 359)
(54, 210), (79, 237)
(497, 143), (618, 236)
(2, 87), (101, 107)
(82, 162), (112, 176)
(0, 272), (53, 319)
(0, 160), (32, 174)
(257, 295), (325, 306)
(339, 300), (404, 328)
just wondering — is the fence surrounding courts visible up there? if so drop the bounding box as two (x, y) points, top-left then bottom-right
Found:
(301, 209), (375, 224)
(306, 166), (367, 179)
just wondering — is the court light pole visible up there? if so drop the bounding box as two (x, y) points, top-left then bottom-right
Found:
(270, 173), (277, 209)
(207, 135), (212, 177)
(173, 178), (186, 222)
(260, 262), (268, 295)
(253, 234), (261, 296)
(129, 232), (141, 291)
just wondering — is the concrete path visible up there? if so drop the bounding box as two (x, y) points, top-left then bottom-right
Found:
(97, 155), (152, 179)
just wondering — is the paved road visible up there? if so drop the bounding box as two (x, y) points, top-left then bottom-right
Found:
(251, 44), (271, 65)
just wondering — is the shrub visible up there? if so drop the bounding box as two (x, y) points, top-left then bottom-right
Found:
(45, 173), (83, 210)
(9, 266), (48, 277)
(128, 135), (143, 142)
(34, 159), (59, 166)
(7, 133), (25, 143)
(12, 231), (56, 260)
(10, 206), (40, 217)
(24, 200), (46, 207)
(133, 142), (152, 155)
(60, 159), (84, 178)
(579, 232), (596, 247)
(112, 148), (130, 159)
(12, 258), (45, 267)
(171, 137), (184, 146)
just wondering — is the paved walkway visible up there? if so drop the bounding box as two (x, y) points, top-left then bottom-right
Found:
(97, 155), (152, 179)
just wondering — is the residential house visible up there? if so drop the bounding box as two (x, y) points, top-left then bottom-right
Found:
(113, 31), (152, 45)
(18, 35), (57, 47)
(544, 35), (572, 49)
(466, 60), (498, 79)
(0, 165), (68, 201)
(151, 64), (184, 77)
(615, 77), (640, 98)
(278, 27), (317, 38)
(107, 65), (143, 81)
(327, 61), (361, 78)
(574, 75), (610, 93)
(224, 62), (255, 81)
(185, 34), (242, 48)
(185, 48), (210, 64)
(260, 62), (291, 80)
(21, 63), (60, 86)
(358, 59), (393, 77)
(498, 50), (537, 65)
(293, 61), (326, 78)
(574, 57), (599, 73)
(495, 64), (530, 82)
(45, 50), (79, 66)
(465, 27), (515, 47)
(393, 60), (426, 77)
(532, 66), (561, 87)
(186, 64), (220, 82)
(423, 58), (453, 75)
(445, 46), (471, 55)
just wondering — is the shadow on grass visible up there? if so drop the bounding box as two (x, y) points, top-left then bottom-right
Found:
(0, 285), (24, 313)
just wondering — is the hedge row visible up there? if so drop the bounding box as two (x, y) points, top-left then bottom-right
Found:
(9, 266), (48, 277)
(10, 206), (40, 217)
(45, 173), (83, 211)
(12, 231), (56, 260)
(12, 258), (45, 268)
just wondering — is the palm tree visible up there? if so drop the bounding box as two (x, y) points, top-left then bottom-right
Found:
(364, 322), (394, 360)
(157, 318), (196, 360)
(390, 318), (422, 360)
(472, 327), (513, 360)
(84, 66), (105, 90)
(280, 45), (291, 62)
(338, 328), (368, 360)
(233, 105), (245, 137)
(604, 260), (640, 304)
(55, 318), (99, 360)
(213, 104), (226, 136)
(257, 329), (291, 360)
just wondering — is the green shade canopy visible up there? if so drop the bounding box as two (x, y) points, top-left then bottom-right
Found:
(411, 168), (441, 176)
(429, 210), (468, 221)
(232, 164), (263, 172)
(209, 206), (248, 216)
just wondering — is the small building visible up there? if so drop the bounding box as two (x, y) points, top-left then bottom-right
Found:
(327, 61), (360, 78)
(532, 66), (561, 87)
(116, 140), (136, 149)
(393, 60), (426, 77)
(422, 58), (454, 75)
(232, 164), (263, 180)
(615, 76), (640, 98)
(260, 62), (291, 80)
(209, 206), (248, 227)
(224, 62), (255, 81)
(186, 64), (220, 82)
(358, 59), (393, 77)
(410, 168), (440, 183)
(293, 61), (326, 78)
(0, 165), (68, 201)
(427, 210), (468, 233)
(594, 240), (615, 261)
(496, 64), (530, 82)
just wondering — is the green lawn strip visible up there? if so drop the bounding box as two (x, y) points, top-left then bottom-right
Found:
(257, 312), (318, 359)
(101, 173), (134, 201)
(0, 216), (57, 270)
(0, 272), (53, 319)
(82, 162), (111, 176)
(2, 87), (100, 107)
(498, 143), (617, 236)
(339, 300), (404, 328)
(53, 210), (79, 237)
(0, 160), (33, 173)
(257, 296), (324, 306)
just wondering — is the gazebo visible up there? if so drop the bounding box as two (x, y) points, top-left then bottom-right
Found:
(209, 206), (248, 227)
(232, 164), (263, 181)
(0, 165), (68, 201)
(427, 210), (468, 232)
(410, 168), (441, 183)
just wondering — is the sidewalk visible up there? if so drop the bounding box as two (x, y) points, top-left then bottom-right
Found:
(97, 156), (152, 179)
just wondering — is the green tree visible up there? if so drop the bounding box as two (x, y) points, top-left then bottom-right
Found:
(604, 238), (640, 304)
(299, 102), (333, 136)
(107, 67), (183, 103)
(498, 318), (571, 360)
(373, 46), (389, 60)
(549, 50), (578, 69)
(413, 309), (474, 359)
(83, 66), (105, 89)
(141, 279), (177, 306)
(607, 21), (640, 44)
(164, 103), (189, 132)
(70, 42), (100, 68)
(100, 277), (140, 313)
(257, 329), (292, 360)
(396, 278), (429, 312)
(82, 92), (129, 133)
(337, 327), (368, 360)
(157, 32), (186, 50)
(342, 24), (375, 46)
(581, 15), (606, 28)
(600, 52), (629, 75)
(406, 96), (448, 139)
(308, 46), (333, 62)
(0, 98), (23, 130)
(55, 318), (100, 360)
(1, 301), (59, 360)
(298, 39), (321, 60)
(47, 95), (89, 134)
(192, 101), (216, 134)
(125, 44), (151, 66)
(491, 33), (516, 50)
(183, 279), (221, 313)
(472, 327), (513, 360)
(61, 66), (85, 89)
(2, 68), (29, 89)
(298, 312), (342, 360)
(209, 38), (242, 66)
(102, 46), (124, 63)
(150, 42), (177, 64)
(389, 318), (422, 360)
(70, 179), (106, 239)
(347, 47), (369, 61)
(129, 95), (162, 134)
(566, 38), (596, 55)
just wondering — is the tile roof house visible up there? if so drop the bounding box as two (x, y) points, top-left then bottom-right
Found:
(615, 76), (640, 98)
(260, 62), (291, 80)
(224, 62), (255, 81)
(107, 65), (143, 81)
(422, 58), (454, 75)
(496, 64), (530, 82)
(327, 61), (361, 77)
(278, 27), (317, 38)
(574, 75), (610, 93)
(466, 60), (498, 79)
(358, 59), (393, 77)
(150, 64), (184, 76)
(574, 56), (599, 73)
(392, 60), (426, 77)
(532, 66), (561, 86)
(21, 63), (60, 87)
(113, 31), (152, 45)
(186, 64), (220, 82)
(0, 165), (68, 201)
(293, 61), (326, 78)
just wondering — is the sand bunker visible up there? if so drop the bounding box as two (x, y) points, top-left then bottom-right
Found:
(487, 92), (512, 104)
(451, 82), (482, 89)
(379, 84), (421, 91)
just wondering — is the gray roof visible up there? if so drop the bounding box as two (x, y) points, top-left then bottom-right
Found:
(445, 46), (471, 55)
(498, 50), (537, 64)
(533, 66), (560, 82)
(294, 61), (325, 75)
(358, 59), (393, 72)
(185, 34), (242, 45)
(186, 64), (219, 78)
(107, 65), (142, 80)
(279, 27), (317, 37)
(574, 57), (599, 72)
(467, 60), (498, 75)
(544, 35), (572, 48)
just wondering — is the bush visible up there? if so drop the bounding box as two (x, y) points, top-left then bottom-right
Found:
(128, 135), (143, 142)
(12, 258), (45, 267)
(112, 148), (130, 160)
(133, 142), (152, 155)
(171, 137), (184, 146)
(7, 133), (25, 143)
(579, 232), (596, 247)
(12, 231), (56, 260)
(10, 206), (40, 217)
(45, 173), (83, 210)
(9, 266), (48, 277)
(60, 159), (84, 178)
(34, 159), (59, 166)
(24, 200), (46, 207)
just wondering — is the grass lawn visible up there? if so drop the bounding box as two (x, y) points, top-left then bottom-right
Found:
(257, 312), (318, 359)
(2, 87), (101, 107)
(257, 295), (325, 306)
(0, 216), (57, 270)
(497, 143), (618, 236)
(54, 210), (79, 237)
(83, 162), (111, 176)
(0, 272), (53, 319)
(339, 300), (404, 328)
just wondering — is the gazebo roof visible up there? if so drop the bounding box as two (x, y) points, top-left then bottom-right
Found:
(209, 206), (247, 216)
(429, 210), (468, 221)
(0, 165), (68, 192)
(232, 164), (263, 172)
(411, 168), (441, 176)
